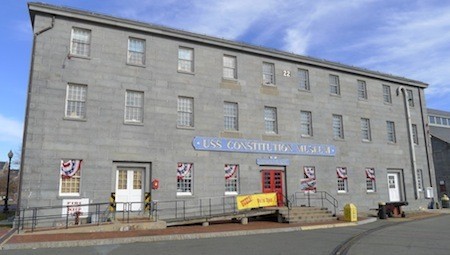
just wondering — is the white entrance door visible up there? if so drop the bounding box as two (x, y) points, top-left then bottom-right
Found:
(116, 169), (143, 211)
(387, 173), (401, 202)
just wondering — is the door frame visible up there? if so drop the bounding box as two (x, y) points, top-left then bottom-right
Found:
(261, 167), (287, 206)
(112, 161), (152, 209)
(387, 169), (406, 202)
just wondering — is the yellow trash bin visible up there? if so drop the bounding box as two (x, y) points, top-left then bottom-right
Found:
(343, 203), (358, 222)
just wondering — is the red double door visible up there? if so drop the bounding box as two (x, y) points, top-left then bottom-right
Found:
(262, 170), (284, 206)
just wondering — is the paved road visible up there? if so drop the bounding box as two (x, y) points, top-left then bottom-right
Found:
(348, 215), (450, 255)
(3, 216), (449, 255)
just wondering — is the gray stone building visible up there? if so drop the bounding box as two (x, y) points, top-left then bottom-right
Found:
(20, 2), (436, 213)
(428, 108), (450, 200)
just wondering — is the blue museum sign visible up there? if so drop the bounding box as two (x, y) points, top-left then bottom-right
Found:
(192, 137), (336, 157)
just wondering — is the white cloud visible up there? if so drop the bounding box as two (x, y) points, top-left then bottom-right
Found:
(0, 114), (23, 143)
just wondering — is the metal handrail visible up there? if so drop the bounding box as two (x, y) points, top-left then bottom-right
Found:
(293, 191), (339, 216)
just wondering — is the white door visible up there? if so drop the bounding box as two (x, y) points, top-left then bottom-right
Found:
(387, 173), (401, 202)
(116, 169), (143, 211)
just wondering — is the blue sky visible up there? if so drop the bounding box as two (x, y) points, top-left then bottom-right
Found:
(1, 0), (450, 163)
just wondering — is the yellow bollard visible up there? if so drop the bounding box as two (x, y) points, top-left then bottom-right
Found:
(343, 203), (358, 222)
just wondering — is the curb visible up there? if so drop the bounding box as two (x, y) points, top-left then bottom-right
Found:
(1, 218), (378, 250)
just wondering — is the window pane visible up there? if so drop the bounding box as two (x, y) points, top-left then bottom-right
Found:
(128, 38), (145, 65)
(298, 69), (309, 90)
(329, 75), (340, 95)
(66, 84), (87, 119)
(264, 107), (277, 133)
(263, 62), (275, 84)
(178, 97), (194, 127)
(125, 91), (144, 123)
(177, 163), (193, 194)
(71, 28), (91, 57)
(361, 118), (371, 141)
(178, 47), (193, 72)
(358, 80), (367, 99)
(224, 102), (238, 130)
(225, 164), (239, 193)
(300, 111), (312, 136)
(333, 115), (343, 139)
(387, 121), (396, 142)
(223, 55), (237, 79)
(383, 85), (392, 103)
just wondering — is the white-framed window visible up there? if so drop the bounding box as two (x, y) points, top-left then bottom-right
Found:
(60, 160), (82, 196)
(127, 37), (145, 65)
(383, 85), (392, 103)
(387, 121), (396, 143)
(429, 115), (450, 127)
(177, 96), (194, 127)
(329, 74), (340, 95)
(365, 168), (376, 192)
(177, 163), (193, 195)
(361, 118), (371, 141)
(65, 84), (87, 119)
(417, 169), (424, 192)
(298, 69), (310, 91)
(357, 80), (367, 100)
(412, 124), (418, 145)
(224, 164), (239, 195)
(223, 55), (237, 79)
(70, 27), (91, 57)
(262, 62), (275, 85)
(332, 114), (344, 139)
(337, 167), (348, 193)
(178, 47), (194, 73)
(264, 106), (278, 134)
(407, 89), (414, 107)
(224, 102), (238, 131)
(300, 111), (313, 137)
(124, 90), (144, 123)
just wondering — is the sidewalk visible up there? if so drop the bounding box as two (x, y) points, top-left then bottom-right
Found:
(0, 209), (444, 250)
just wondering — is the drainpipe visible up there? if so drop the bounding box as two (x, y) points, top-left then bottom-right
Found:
(396, 86), (419, 200)
(17, 15), (55, 218)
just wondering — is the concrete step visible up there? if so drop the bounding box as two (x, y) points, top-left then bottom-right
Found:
(277, 206), (336, 224)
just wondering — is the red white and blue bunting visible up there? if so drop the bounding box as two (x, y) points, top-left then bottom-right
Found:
(300, 166), (316, 192)
(336, 167), (348, 179)
(366, 168), (376, 180)
(60, 160), (82, 178)
(177, 163), (192, 179)
(224, 164), (238, 179)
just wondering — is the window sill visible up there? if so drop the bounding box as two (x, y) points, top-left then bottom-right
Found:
(124, 121), (144, 126)
(221, 131), (243, 138)
(126, 62), (146, 68)
(63, 117), (87, 122)
(68, 54), (91, 60)
(362, 139), (372, 143)
(225, 192), (238, 196)
(176, 192), (193, 197)
(262, 133), (281, 141)
(366, 191), (377, 194)
(329, 93), (341, 97)
(358, 98), (368, 102)
(383, 102), (392, 106)
(262, 83), (276, 87)
(177, 125), (195, 130)
(177, 70), (195, 75)
(298, 88), (311, 93)
(387, 141), (397, 145)
(58, 194), (81, 198)
(333, 138), (345, 142)
(337, 191), (348, 194)
(301, 134), (313, 138)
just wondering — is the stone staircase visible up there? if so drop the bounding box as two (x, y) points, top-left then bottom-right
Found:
(277, 206), (337, 224)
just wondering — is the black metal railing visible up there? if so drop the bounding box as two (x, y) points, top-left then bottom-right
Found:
(292, 191), (339, 216)
(151, 195), (238, 221)
(17, 202), (117, 232)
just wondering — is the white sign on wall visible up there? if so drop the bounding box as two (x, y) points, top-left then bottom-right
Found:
(62, 198), (89, 218)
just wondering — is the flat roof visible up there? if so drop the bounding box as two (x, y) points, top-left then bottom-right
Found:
(28, 2), (428, 88)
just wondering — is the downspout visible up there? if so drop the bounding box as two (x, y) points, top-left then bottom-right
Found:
(418, 89), (434, 188)
(396, 86), (419, 200)
(17, 15), (55, 218)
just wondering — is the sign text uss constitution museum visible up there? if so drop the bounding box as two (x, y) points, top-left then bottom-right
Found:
(192, 137), (336, 157)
